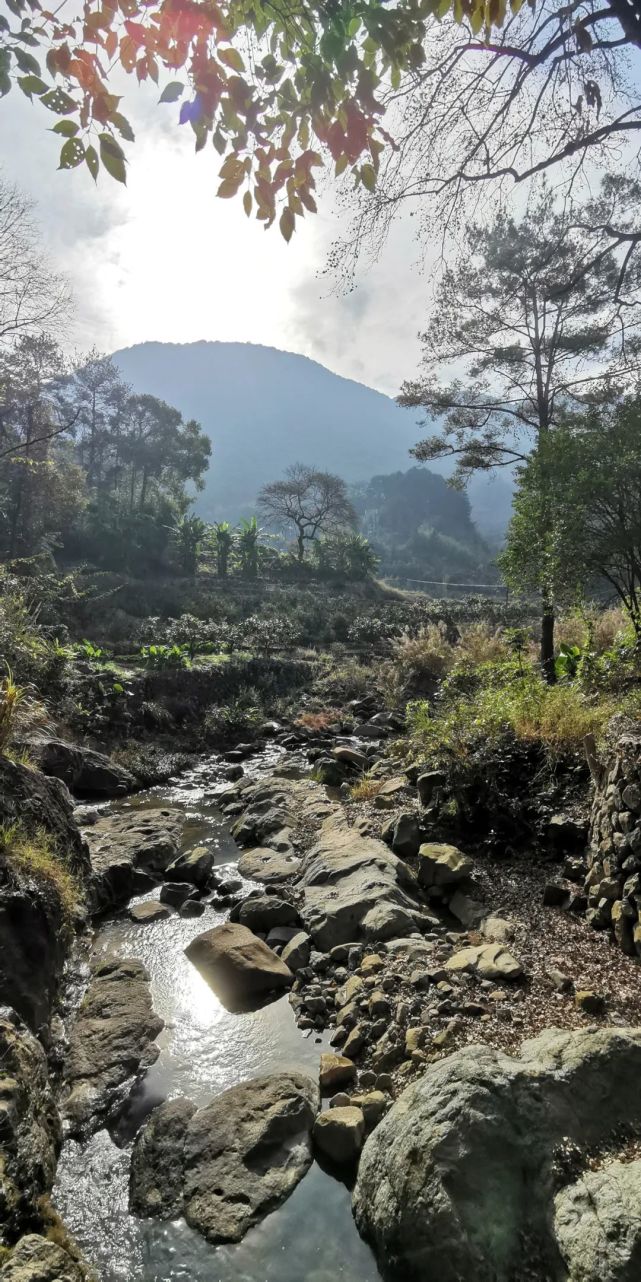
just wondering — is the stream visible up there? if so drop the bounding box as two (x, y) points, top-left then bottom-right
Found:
(53, 750), (381, 1282)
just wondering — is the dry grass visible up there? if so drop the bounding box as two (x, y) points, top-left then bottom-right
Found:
(457, 623), (510, 665)
(392, 625), (455, 680)
(0, 823), (79, 925)
(555, 606), (628, 654)
(0, 671), (22, 751)
(349, 775), (384, 801)
(296, 708), (341, 731)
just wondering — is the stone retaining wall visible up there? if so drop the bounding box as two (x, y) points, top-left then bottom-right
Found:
(586, 731), (641, 955)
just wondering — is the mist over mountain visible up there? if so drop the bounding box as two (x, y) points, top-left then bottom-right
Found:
(113, 341), (512, 539)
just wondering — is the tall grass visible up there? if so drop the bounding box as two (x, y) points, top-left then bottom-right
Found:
(0, 670), (22, 752)
(0, 823), (79, 925)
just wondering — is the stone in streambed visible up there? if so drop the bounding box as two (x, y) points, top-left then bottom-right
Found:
(129, 900), (171, 923)
(280, 931), (312, 971)
(62, 956), (163, 1136)
(129, 1074), (318, 1243)
(0, 1234), (85, 1281)
(164, 845), (213, 887)
(237, 847), (301, 884)
(237, 896), (299, 932)
(184, 922), (293, 1007)
(319, 1053), (357, 1092)
(313, 1106), (365, 1164)
(160, 882), (198, 909)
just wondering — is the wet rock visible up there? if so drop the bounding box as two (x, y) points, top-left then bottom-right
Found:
(554, 1158), (641, 1281)
(62, 956), (163, 1136)
(237, 896), (298, 932)
(417, 843), (473, 889)
(28, 738), (135, 798)
(0, 1010), (60, 1240)
(445, 943), (523, 982)
(354, 1027), (641, 1282)
(164, 845), (213, 888)
(313, 1106), (364, 1164)
(129, 1098), (198, 1218)
(236, 847), (301, 885)
(129, 900), (171, 923)
(133, 1074), (318, 1244)
(84, 808), (183, 912)
(180, 899), (205, 918)
(319, 1053), (357, 1093)
(281, 932), (312, 971)
(0, 1234), (84, 1281)
(159, 882), (197, 909)
(184, 922), (293, 1007)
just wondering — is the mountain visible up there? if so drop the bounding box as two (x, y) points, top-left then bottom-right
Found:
(112, 341), (512, 538)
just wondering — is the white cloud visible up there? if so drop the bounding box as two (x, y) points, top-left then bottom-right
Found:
(2, 79), (428, 396)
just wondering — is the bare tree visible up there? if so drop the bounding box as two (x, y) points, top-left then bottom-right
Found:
(340, 1), (641, 288)
(258, 464), (357, 561)
(398, 182), (641, 680)
(0, 179), (71, 349)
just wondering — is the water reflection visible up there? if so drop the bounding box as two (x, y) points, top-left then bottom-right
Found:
(54, 751), (381, 1282)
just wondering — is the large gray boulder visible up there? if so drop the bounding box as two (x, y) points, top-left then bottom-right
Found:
(83, 807), (184, 911)
(353, 1027), (641, 1282)
(237, 847), (301, 884)
(62, 956), (163, 1136)
(0, 1235), (85, 1281)
(0, 1010), (61, 1242)
(298, 814), (427, 950)
(129, 1073), (319, 1243)
(184, 921), (293, 1008)
(555, 1160), (641, 1281)
(29, 738), (135, 798)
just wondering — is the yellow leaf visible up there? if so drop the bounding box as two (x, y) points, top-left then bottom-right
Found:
(243, 190), (252, 217)
(217, 176), (242, 198)
(360, 162), (376, 192)
(219, 47), (245, 73)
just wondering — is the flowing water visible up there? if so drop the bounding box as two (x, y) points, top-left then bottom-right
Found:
(53, 751), (381, 1282)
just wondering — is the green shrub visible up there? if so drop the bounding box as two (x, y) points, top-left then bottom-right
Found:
(140, 643), (189, 669)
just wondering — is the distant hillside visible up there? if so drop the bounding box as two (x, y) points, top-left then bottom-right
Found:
(113, 341), (512, 539)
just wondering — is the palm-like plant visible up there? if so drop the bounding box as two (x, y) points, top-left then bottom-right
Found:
(175, 514), (207, 576)
(213, 521), (235, 578)
(237, 516), (262, 579)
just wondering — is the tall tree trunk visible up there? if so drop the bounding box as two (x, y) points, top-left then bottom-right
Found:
(296, 529), (305, 562)
(541, 592), (556, 685)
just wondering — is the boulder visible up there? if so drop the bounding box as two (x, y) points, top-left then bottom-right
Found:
(0, 758), (88, 1029)
(353, 1027), (641, 1282)
(0, 1235), (84, 1281)
(445, 942), (523, 981)
(131, 1074), (318, 1243)
(164, 845), (213, 887)
(280, 931), (312, 971)
(129, 900), (171, 923)
(416, 771), (446, 807)
(84, 808), (184, 912)
(319, 1053), (357, 1093)
(555, 1159), (641, 1281)
(0, 1011), (60, 1241)
(389, 812), (421, 859)
(313, 1106), (365, 1164)
(62, 956), (163, 1136)
(237, 847), (301, 884)
(417, 843), (473, 889)
(237, 896), (298, 932)
(28, 738), (135, 798)
(159, 882), (197, 909)
(299, 813), (426, 950)
(332, 746), (369, 770)
(184, 922), (293, 1007)
(129, 1098), (198, 1218)
(313, 758), (345, 787)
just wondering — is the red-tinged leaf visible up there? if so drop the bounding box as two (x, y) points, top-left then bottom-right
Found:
(217, 176), (242, 197)
(279, 207), (294, 242)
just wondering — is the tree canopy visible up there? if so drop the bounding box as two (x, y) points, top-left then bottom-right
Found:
(258, 463), (357, 560)
(3, 0), (641, 242)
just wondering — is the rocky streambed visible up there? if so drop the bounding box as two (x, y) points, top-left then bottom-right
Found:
(5, 706), (641, 1282)
(51, 749), (381, 1282)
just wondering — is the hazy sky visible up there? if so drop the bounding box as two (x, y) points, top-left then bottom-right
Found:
(3, 82), (429, 397)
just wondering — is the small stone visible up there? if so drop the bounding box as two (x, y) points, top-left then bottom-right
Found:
(543, 882), (570, 908)
(360, 954), (385, 977)
(546, 968), (573, 994)
(319, 1053), (357, 1093)
(329, 1091), (351, 1108)
(129, 900), (171, 923)
(575, 990), (606, 1016)
(180, 899), (205, 918)
(342, 1025), (366, 1060)
(313, 1106), (365, 1164)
